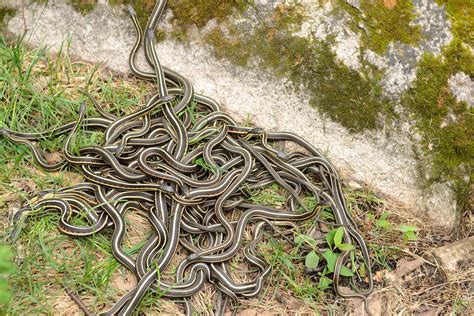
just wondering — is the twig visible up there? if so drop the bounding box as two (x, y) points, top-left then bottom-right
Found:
(62, 284), (93, 316)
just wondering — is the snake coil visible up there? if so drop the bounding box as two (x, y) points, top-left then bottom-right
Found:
(2, 1), (373, 315)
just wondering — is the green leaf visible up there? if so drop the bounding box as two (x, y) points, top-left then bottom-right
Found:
(325, 229), (337, 249)
(339, 265), (354, 277)
(376, 219), (391, 230)
(0, 246), (15, 275)
(403, 230), (417, 242)
(398, 224), (418, 233)
(294, 234), (305, 245)
(338, 243), (355, 251)
(0, 278), (10, 305)
(399, 224), (418, 242)
(305, 251), (320, 269)
(322, 250), (339, 273)
(318, 276), (333, 290)
(295, 234), (317, 248)
(334, 227), (344, 248)
(359, 263), (367, 278)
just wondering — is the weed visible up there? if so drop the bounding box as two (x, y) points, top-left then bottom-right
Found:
(0, 245), (15, 307)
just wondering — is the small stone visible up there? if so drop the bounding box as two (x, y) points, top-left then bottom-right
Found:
(431, 236), (474, 271)
(348, 180), (362, 190)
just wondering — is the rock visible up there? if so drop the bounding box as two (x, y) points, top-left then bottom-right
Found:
(420, 182), (459, 229)
(392, 257), (425, 278)
(448, 72), (474, 109)
(380, 0), (452, 97)
(431, 236), (474, 271)
(348, 180), (363, 190)
(346, 292), (383, 316)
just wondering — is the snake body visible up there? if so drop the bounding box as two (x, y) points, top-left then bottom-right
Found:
(1, 1), (373, 314)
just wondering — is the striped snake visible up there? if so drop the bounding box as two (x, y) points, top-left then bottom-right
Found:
(1, 1), (373, 315)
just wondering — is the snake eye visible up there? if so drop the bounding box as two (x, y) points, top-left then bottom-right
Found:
(79, 101), (87, 114)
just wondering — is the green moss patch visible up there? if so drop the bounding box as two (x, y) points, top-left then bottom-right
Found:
(68, 0), (98, 15)
(402, 40), (473, 205)
(341, 0), (421, 54)
(109, 0), (155, 27)
(437, 0), (474, 46)
(204, 4), (393, 132)
(168, 0), (250, 29)
(0, 7), (16, 31)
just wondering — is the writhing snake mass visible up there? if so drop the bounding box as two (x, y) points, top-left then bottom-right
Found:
(1, 1), (373, 314)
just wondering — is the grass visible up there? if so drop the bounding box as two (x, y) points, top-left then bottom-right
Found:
(0, 36), (156, 314)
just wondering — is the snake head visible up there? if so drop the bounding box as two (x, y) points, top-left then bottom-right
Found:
(276, 151), (289, 161)
(187, 253), (200, 261)
(79, 101), (87, 115)
(160, 183), (175, 194)
(250, 127), (264, 135)
(0, 128), (8, 137)
(146, 28), (155, 42)
(159, 94), (177, 104)
(126, 4), (136, 16)
(181, 185), (190, 198)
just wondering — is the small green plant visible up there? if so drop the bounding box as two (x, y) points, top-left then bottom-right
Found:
(0, 245), (16, 306)
(368, 211), (392, 230)
(192, 157), (218, 174)
(368, 211), (418, 242)
(296, 226), (355, 291)
(398, 224), (418, 242)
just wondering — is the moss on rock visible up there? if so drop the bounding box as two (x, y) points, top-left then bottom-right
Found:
(203, 3), (392, 132)
(436, 0), (474, 46)
(68, 0), (98, 15)
(402, 40), (473, 206)
(340, 0), (422, 55)
(167, 0), (250, 29)
(0, 7), (16, 31)
(109, 0), (156, 27)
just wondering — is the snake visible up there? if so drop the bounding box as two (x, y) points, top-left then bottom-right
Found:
(1, 0), (374, 315)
